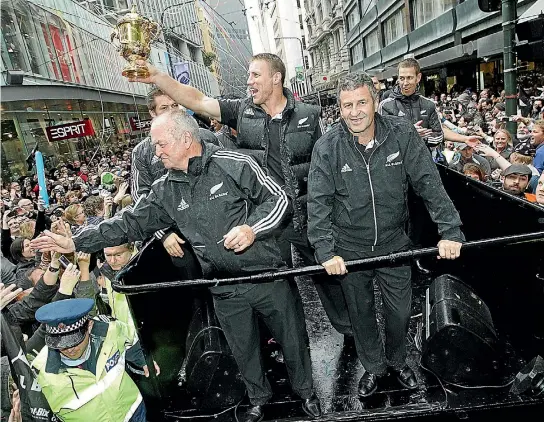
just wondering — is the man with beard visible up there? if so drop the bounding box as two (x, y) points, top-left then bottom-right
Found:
(500, 164), (533, 198)
(307, 72), (464, 398)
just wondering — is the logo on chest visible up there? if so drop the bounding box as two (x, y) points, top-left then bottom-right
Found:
(177, 197), (189, 211)
(105, 351), (120, 372)
(209, 181), (228, 200)
(385, 151), (403, 167)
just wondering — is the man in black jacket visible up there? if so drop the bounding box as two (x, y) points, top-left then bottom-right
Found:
(32, 111), (321, 422)
(378, 58), (444, 151)
(127, 54), (352, 341)
(307, 72), (464, 397)
(131, 88), (219, 268)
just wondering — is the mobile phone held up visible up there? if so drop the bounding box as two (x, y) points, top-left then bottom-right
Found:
(58, 255), (72, 269)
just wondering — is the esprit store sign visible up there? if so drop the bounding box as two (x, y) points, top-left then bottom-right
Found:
(129, 117), (152, 131)
(46, 120), (95, 141)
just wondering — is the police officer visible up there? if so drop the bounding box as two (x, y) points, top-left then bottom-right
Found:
(127, 53), (352, 340)
(32, 298), (147, 421)
(31, 111), (321, 422)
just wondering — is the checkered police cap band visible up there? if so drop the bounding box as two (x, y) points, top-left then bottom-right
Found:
(46, 315), (89, 334)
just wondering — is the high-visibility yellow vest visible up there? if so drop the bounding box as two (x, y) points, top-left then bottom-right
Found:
(32, 319), (142, 422)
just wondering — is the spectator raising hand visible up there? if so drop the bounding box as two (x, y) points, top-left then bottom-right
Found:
(58, 263), (81, 295)
(31, 230), (76, 254)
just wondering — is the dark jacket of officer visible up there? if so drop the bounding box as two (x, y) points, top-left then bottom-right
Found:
(74, 142), (289, 295)
(307, 114), (464, 264)
(218, 88), (322, 232)
(378, 85), (443, 147)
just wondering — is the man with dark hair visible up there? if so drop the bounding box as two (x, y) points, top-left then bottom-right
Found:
(378, 58), (444, 151)
(308, 71), (464, 398)
(125, 54), (353, 343)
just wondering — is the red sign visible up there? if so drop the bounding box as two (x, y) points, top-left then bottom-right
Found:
(129, 117), (152, 131)
(46, 120), (95, 141)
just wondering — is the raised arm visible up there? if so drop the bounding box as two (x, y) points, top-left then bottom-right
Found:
(130, 61), (221, 121)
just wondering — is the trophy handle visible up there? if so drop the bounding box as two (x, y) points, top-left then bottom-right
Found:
(147, 21), (161, 43)
(110, 29), (118, 43)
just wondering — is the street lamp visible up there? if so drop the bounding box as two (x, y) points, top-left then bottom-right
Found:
(274, 36), (309, 97)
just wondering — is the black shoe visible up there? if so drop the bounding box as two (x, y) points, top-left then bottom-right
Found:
(243, 405), (264, 422)
(301, 393), (322, 419)
(395, 366), (418, 390)
(358, 372), (378, 397)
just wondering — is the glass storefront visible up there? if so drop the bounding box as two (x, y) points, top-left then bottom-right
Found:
(1, 98), (150, 181)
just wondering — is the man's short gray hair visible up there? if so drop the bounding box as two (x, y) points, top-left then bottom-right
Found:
(336, 72), (378, 104)
(152, 109), (200, 142)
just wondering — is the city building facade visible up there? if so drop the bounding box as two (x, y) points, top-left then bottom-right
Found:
(344, 0), (540, 95)
(304, 0), (350, 95)
(246, 0), (311, 99)
(1, 0), (220, 180)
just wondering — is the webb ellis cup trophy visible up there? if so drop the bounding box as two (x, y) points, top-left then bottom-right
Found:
(111, 5), (161, 78)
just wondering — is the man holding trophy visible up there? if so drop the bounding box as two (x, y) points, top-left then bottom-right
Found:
(110, 7), (323, 422)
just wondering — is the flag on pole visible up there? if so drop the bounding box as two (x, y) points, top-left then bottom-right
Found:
(174, 62), (190, 85)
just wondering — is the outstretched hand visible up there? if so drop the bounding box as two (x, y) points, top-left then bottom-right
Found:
(31, 230), (76, 254)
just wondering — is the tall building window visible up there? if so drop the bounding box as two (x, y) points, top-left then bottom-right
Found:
(364, 29), (379, 57)
(350, 41), (363, 65)
(346, 6), (360, 32)
(383, 7), (407, 45)
(412, 0), (456, 29)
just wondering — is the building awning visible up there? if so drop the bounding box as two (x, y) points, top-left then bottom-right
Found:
(519, 0), (544, 23)
(1, 84), (146, 105)
(418, 42), (476, 70)
(477, 32), (503, 58)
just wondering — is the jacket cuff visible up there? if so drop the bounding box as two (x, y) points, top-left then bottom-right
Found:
(313, 243), (335, 265)
(155, 228), (173, 241)
(440, 227), (465, 243)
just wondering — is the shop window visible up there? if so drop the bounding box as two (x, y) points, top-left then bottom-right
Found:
(364, 30), (380, 57)
(1, 119), (28, 179)
(383, 7), (407, 45)
(1, 8), (27, 71)
(412, 0), (456, 29)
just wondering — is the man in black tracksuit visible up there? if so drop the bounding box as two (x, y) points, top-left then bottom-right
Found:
(378, 58), (444, 151)
(131, 88), (220, 270)
(32, 111), (321, 422)
(124, 53), (352, 341)
(307, 72), (464, 398)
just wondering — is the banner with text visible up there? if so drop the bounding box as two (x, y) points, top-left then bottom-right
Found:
(129, 117), (153, 131)
(45, 119), (95, 142)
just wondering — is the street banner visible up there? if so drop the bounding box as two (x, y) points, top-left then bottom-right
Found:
(45, 119), (95, 142)
(174, 62), (190, 85)
(129, 117), (153, 131)
(295, 66), (305, 82)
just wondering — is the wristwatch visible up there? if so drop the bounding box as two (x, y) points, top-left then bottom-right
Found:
(48, 265), (60, 273)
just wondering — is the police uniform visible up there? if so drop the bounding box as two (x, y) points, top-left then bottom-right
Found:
(32, 299), (146, 422)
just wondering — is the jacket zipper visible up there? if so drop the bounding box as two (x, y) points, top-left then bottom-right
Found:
(353, 138), (379, 251)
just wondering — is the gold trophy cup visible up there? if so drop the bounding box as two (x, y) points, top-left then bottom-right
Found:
(111, 5), (161, 78)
